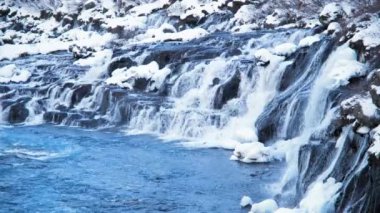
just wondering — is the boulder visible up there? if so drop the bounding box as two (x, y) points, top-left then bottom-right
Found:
(8, 102), (29, 124)
(84, 0), (97, 10)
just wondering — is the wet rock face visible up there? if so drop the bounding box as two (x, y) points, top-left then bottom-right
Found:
(8, 102), (29, 124)
(365, 154), (380, 212)
(43, 111), (68, 124)
(213, 70), (241, 109)
(297, 142), (336, 196)
(71, 84), (92, 107)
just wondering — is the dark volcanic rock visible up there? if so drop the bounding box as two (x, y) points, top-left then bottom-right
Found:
(71, 84), (92, 107)
(43, 111), (68, 124)
(213, 70), (241, 109)
(8, 102), (29, 124)
(84, 0), (97, 10)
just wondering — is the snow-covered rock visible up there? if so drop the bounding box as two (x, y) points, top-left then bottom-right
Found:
(0, 64), (31, 83)
(273, 43), (297, 57)
(350, 18), (380, 51)
(106, 61), (171, 91)
(319, 3), (345, 25)
(240, 195), (253, 207)
(299, 35), (321, 48)
(326, 22), (342, 35)
(264, 9), (295, 28)
(250, 199), (278, 213)
(231, 142), (272, 163)
(341, 95), (380, 128)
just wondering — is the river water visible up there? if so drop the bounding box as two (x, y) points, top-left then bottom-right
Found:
(0, 125), (283, 212)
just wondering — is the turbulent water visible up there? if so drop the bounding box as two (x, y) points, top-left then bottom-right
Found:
(1, 0), (380, 212)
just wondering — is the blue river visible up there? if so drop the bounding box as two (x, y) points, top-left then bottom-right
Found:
(0, 125), (282, 212)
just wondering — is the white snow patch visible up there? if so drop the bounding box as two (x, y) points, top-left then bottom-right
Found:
(369, 125), (380, 158)
(250, 199), (278, 213)
(135, 25), (208, 43)
(232, 142), (271, 163)
(356, 126), (370, 135)
(319, 3), (344, 24)
(326, 22), (342, 34)
(0, 64), (31, 83)
(351, 19), (380, 49)
(106, 62), (171, 91)
(0, 30), (115, 60)
(273, 43), (297, 56)
(299, 35), (320, 48)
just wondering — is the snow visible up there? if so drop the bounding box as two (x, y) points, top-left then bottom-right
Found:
(341, 95), (379, 118)
(231, 142), (272, 163)
(369, 125), (380, 158)
(299, 35), (320, 48)
(0, 64), (31, 83)
(299, 178), (342, 212)
(254, 49), (274, 64)
(273, 43), (297, 56)
(319, 3), (344, 24)
(106, 62), (171, 91)
(356, 126), (370, 134)
(130, 0), (170, 16)
(240, 195), (253, 207)
(323, 45), (366, 88)
(351, 19), (380, 49)
(360, 98), (379, 118)
(135, 25), (209, 43)
(0, 30), (115, 61)
(326, 22), (342, 34)
(233, 5), (257, 25)
(249, 199), (278, 213)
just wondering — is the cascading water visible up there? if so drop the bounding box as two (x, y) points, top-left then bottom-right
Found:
(1, 0), (380, 212)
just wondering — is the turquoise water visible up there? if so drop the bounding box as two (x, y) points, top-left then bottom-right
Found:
(0, 125), (282, 212)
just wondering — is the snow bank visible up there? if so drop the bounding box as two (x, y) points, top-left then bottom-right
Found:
(273, 43), (297, 56)
(0, 64), (31, 83)
(299, 35), (320, 48)
(106, 62), (171, 91)
(250, 199), (278, 213)
(231, 142), (271, 163)
(0, 30), (115, 60)
(299, 178), (342, 212)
